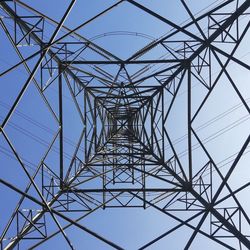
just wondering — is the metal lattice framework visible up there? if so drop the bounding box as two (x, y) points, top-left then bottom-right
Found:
(0, 0), (250, 249)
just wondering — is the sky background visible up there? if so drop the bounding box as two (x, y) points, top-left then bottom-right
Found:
(0, 0), (250, 249)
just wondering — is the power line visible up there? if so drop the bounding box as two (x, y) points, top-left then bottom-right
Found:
(165, 98), (250, 151)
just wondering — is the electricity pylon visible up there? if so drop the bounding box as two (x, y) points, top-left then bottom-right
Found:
(0, 0), (250, 249)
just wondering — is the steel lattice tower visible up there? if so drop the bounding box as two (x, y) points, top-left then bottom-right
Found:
(0, 0), (250, 249)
